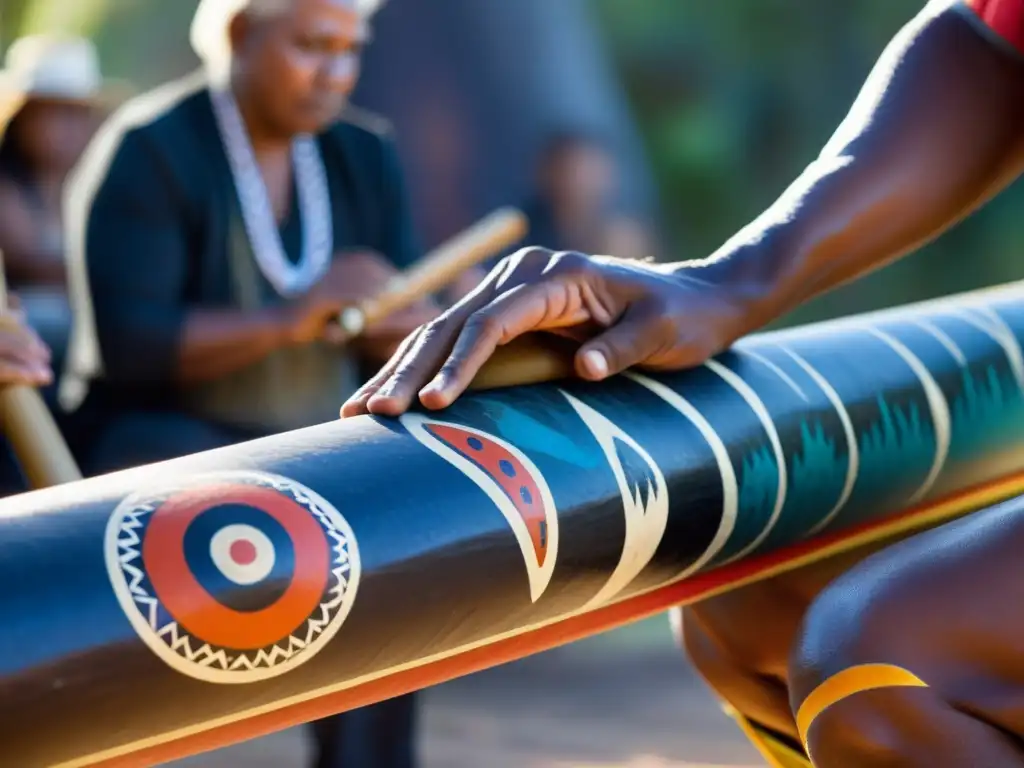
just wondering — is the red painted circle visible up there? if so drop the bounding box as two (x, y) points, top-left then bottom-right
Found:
(230, 539), (257, 566)
(141, 483), (330, 650)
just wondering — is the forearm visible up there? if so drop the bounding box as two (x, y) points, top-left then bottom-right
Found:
(176, 307), (290, 383)
(681, 3), (1024, 330)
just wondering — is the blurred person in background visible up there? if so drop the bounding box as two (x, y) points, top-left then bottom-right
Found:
(0, 296), (54, 495)
(0, 302), (51, 388)
(350, 0), (660, 256)
(436, 130), (654, 305)
(520, 130), (652, 259)
(60, 0), (431, 765)
(0, 34), (105, 383)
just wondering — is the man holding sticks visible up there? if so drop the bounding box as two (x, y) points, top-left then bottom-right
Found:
(343, 0), (1024, 764)
(62, 0), (438, 471)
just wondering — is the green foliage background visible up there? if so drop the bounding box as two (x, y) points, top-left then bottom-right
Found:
(592, 0), (1024, 327)
(3, 0), (1022, 328)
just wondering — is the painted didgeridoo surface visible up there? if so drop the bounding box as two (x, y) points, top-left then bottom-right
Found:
(5, 282), (1024, 768)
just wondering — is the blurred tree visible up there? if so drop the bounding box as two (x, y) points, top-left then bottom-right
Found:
(595, 0), (1024, 326)
(1, 0), (114, 45)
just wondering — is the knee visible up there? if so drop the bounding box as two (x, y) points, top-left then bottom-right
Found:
(680, 605), (783, 705)
(789, 568), (930, 760)
(789, 554), (923, 695)
(679, 607), (748, 694)
(801, 692), (930, 767)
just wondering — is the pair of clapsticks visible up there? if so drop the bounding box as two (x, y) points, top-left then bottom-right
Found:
(331, 206), (574, 389)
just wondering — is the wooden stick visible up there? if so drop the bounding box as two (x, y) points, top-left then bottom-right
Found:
(469, 333), (577, 391)
(337, 207), (528, 339)
(0, 258), (82, 488)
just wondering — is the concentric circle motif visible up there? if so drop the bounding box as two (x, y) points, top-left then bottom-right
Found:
(104, 470), (360, 684)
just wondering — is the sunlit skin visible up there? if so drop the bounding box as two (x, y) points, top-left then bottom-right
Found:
(340, 2), (1024, 764)
(0, 309), (52, 386)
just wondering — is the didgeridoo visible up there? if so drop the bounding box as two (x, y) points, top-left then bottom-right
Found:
(336, 207), (528, 339)
(0, 261), (81, 488)
(4, 282), (1024, 767)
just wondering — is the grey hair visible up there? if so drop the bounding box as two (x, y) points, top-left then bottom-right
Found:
(190, 0), (383, 74)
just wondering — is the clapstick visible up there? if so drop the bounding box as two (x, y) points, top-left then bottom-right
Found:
(0, 259), (81, 488)
(470, 333), (578, 391)
(336, 207), (528, 340)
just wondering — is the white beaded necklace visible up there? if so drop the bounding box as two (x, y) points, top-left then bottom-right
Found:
(209, 86), (333, 298)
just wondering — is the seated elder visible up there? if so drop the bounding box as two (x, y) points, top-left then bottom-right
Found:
(60, 2), (432, 767)
(0, 35), (105, 374)
(60, 0), (436, 472)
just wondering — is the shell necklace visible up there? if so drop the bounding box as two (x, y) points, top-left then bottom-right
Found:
(209, 86), (333, 297)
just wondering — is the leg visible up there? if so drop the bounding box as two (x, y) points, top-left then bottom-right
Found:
(680, 546), (885, 744)
(373, 694), (418, 768)
(309, 694), (419, 768)
(680, 587), (802, 742)
(309, 708), (376, 768)
(790, 496), (1024, 767)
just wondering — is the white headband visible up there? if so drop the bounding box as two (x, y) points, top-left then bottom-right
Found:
(190, 0), (382, 73)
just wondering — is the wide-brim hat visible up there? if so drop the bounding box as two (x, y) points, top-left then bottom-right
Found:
(0, 34), (130, 133)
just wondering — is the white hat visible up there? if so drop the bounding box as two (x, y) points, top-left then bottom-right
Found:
(0, 34), (133, 136)
(0, 34), (104, 104)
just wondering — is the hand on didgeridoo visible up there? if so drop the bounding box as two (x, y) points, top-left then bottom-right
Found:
(0, 301), (52, 387)
(340, 246), (770, 418)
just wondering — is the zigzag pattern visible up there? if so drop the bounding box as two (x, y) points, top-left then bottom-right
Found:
(114, 476), (353, 673)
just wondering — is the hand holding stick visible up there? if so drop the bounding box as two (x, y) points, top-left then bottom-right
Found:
(335, 207), (528, 342)
(0, 259), (81, 488)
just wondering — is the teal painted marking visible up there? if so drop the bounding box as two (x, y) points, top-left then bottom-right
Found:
(740, 445), (778, 521)
(852, 394), (935, 501)
(949, 364), (1024, 459)
(789, 420), (848, 528)
(737, 419), (850, 551)
(484, 399), (603, 469)
(792, 420), (844, 501)
(717, 444), (779, 560)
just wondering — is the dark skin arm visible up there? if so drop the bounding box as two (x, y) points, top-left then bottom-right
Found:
(175, 258), (440, 383)
(341, 124), (444, 365)
(341, 2), (1024, 418)
(0, 307), (52, 386)
(176, 307), (291, 384)
(717, 0), (1024, 320)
